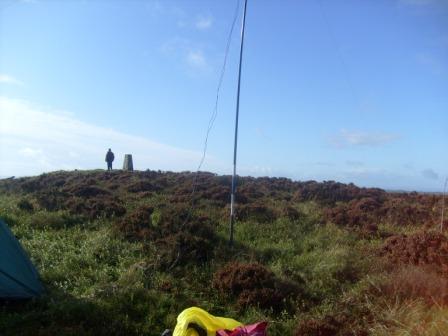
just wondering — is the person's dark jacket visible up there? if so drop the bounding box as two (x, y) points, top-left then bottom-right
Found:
(105, 151), (115, 163)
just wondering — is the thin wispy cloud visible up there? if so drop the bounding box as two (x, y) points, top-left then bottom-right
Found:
(159, 38), (211, 74)
(329, 129), (400, 148)
(186, 50), (207, 69)
(195, 15), (213, 30)
(0, 96), (208, 177)
(185, 49), (212, 74)
(0, 74), (24, 86)
(19, 147), (44, 158)
(421, 168), (439, 180)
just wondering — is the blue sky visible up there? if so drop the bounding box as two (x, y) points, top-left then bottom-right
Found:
(0, 0), (447, 191)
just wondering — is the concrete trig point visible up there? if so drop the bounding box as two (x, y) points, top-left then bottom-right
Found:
(123, 154), (134, 171)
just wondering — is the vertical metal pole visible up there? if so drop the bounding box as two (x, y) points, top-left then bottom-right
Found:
(441, 177), (447, 232)
(230, 0), (248, 246)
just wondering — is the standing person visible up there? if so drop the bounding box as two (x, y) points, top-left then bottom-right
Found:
(105, 148), (115, 171)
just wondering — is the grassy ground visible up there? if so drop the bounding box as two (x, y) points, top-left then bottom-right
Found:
(0, 170), (447, 335)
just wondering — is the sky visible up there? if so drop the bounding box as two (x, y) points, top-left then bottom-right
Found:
(0, 0), (447, 191)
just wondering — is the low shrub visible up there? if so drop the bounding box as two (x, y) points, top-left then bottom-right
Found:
(127, 181), (160, 193)
(212, 262), (301, 312)
(294, 295), (372, 336)
(376, 265), (448, 306)
(35, 190), (67, 211)
(154, 227), (215, 269)
(293, 181), (385, 205)
(382, 195), (438, 227)
(115, 205), (155, 241)
(280, 206), (301, 221)
(117, 204), (218, 268)
(66, 185), (111, 198)
(368, 300), (448, 336)
(25, 211), (83, 230)
(154, 207), (217, 268)
(380, 231), (448, 276)
(325, 194), (440, 229)
(17, 199), (34, 212)
(237, 203), (278, 223)
(294, 316), (340, 336)
(324, 197), (382, 229)
(65, 197), (126, 220)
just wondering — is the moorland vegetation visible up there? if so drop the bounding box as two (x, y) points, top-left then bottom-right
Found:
(1, 170), (447, 335)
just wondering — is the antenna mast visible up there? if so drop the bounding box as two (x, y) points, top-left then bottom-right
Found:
(441, 177), (447, 232)
(229, 0), (248, 246)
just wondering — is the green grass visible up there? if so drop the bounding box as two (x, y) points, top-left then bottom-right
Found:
(0, 201), (363, 335)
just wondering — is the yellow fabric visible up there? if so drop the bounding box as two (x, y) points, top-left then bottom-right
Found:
(173, 307), (242, 336)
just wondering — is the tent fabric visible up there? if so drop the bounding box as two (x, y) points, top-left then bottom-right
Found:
(0, 219), (43, 299)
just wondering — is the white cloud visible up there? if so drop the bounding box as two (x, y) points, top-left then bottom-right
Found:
(186, 50), (210, 72)
(329, 129), (399, 148)
(17, 147), (53, 170)
(195, 15), (213, 30)
(0, 96), (212, 177)
(160, 38), (211, 74)
(19, 147), (43, 158)
(0, 74), (23, 86)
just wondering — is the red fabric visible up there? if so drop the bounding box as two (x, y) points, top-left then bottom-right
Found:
(216, 322), (268, 336)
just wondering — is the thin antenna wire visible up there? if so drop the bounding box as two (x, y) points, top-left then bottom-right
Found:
(167, 0), (242, 270)
(194, 0), (241, 175)
(441, 177), (447, 232)
(184, 0), (241, 209)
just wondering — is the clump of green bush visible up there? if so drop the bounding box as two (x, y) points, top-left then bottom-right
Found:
(24, 211), (83, 230)
(17, 198), (34, 212)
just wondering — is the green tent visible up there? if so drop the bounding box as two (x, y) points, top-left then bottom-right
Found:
(0, 219), (43, 299)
